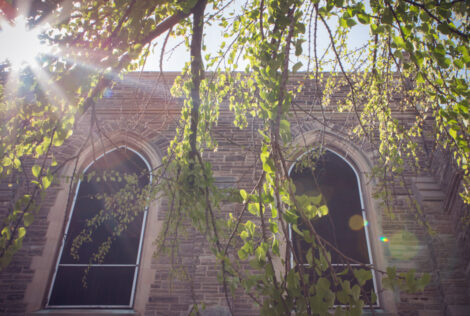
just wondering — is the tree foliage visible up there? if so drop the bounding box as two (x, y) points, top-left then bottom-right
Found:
(0, 0), (469, 314)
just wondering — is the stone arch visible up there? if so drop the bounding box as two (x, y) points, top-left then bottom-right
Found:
(287, 128), (396, 313)
(25, 132), (163, 314)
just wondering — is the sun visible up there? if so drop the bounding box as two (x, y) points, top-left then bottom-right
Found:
(0, 16), (48, 69)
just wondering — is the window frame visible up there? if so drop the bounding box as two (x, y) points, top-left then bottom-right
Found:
(288, 148), (380, 307)
(45, 146), (152, 309)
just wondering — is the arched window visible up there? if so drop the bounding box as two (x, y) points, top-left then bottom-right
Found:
(290, 149), (378, 305)
(46, 147), (150, 308)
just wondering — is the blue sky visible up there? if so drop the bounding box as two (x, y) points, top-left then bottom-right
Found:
(143, 3), (371, 72)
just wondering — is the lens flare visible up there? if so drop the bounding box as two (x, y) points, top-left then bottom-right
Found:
(348, 214), (365, 231)
(380, 236), (389, 243)
(389, 230), (420, 261)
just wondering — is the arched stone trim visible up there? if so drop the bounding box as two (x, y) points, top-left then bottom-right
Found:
(286, 128), (396, 313)
(26, 132), (163, 315)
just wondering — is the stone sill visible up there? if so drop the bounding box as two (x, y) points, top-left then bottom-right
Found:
(362, 310), (394, 316)
(29, 310), (137, 316)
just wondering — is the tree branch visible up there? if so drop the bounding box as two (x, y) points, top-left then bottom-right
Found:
(188, 0), (207, 162)
(402, 0), (469, 39)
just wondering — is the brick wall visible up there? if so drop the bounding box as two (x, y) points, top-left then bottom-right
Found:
(0, 72), (469, 315)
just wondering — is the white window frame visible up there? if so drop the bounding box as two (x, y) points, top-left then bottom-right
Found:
(288, 148), (380, 307)
(46, 146), (152, 309)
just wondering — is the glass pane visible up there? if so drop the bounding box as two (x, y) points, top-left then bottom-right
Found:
(49, 148), (149, 307)
(292, 151), (369, 264)
(60, 148), (149, 264)
(60, 213), (144, 264)
(49, 266), (135, 306)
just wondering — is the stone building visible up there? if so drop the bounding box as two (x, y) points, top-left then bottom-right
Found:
(0, 72), (469, 315)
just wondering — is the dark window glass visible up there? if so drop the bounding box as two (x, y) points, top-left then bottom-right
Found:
(48, 266), (135, 306)
(291, 150), (376, 304)
(48, 148), (149, 307)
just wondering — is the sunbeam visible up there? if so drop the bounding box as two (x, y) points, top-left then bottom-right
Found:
(30, 63), (69, 109)
(0, 15), (50, 70)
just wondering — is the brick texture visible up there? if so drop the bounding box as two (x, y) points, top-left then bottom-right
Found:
(0, 72), (469, 315)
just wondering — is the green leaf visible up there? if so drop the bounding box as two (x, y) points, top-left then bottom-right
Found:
(271, 207), (278, 218)
(32, 165), (41, 178)
(272, 237), (279, 255)
(295, 42), (303, 57)
(311, 194), (322, 205)
(53, 137), (64, 147)
(240, 189), (248, 201)
(351, 284), (360, 301)
(245, 220), (255, 236)
(18, 227), (26, 239)
(292, 62), (302, 73)
(416, 72), (425, 84)
(292, 224), (303, 237)
(24, 213), (34, 227)
(318, 204), (328, 216)
(382, 9), (393, 24)
(353, 268), (372, 286)
(306, 248), (313, 265)
(42, 174), (53, 189)
(418, 273), (431, 291)
(453, 59), (464, 69)
(346, 18), (357, 27)
(1, 227), (11, 239)
(255, 244), (267, 262)
(434, 53), (451, 68)
(334, 0), (344, 7)
(437, 23), (450, 35)
(393, 35), (406, 49)
(260, 149), (275, 174)
(3, 157), (12, 166)
(449, 128), (458, 139)
(248, 203), (260, 216)
(13, 158), (21, 169)
(238, 248), (248, 260)
(357, 13), (370, 24)
(280, 119), (291, 142)
(283, 209), (298, 224)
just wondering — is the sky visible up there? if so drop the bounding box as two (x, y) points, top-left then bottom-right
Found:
(142, 2), (371, 72)
(0, 1), (371, 73)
